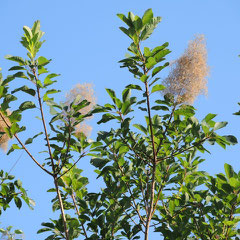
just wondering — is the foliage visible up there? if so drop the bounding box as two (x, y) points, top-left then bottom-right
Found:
(0, 8), (239, 240)
(0, 226), (24, 240)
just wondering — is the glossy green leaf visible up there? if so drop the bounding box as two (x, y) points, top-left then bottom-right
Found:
(133, 124), (148, 134)
(151, 84), (165, 93)
(25, 132), (43, 145)
(214, 121), (228, 131)
(142, 9), (153, 25)
(146, 57), (156, 69)
(224, 163), (234, 180)
(126, 84), (142, 91)
(5, 55), (25, 65)
(19, 101), (36, 111)
(229, 177), (240, 189)
(12, 85), (36, 96)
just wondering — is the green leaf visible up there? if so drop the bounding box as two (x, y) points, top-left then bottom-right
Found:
(97, 113), (116, 124)
(142, 9), (153, 25)
(122, 101), (131, 115)
(44, 73), (59, 87)
(214, 121), (228, 131)
(224, 163), (234, 180)
(119, 27), (129, 37)
(126, 84), (142, 91)
(14, 197), (22, 209)
(154, 49), (171, 62)
(7, 144), (21, 155)
(133, 16), (142, 32)
(122, 89), (131, 102)
(140, 16), (162, 40)
(13, 71), (28, 79)
(91, 158), (108, 169)
(144, 47), (151, 57)
(133, 124), (148, 134)
(14, 229), (23, 234)
(8, 66), (25, 71)
(12, 85), (36, 96)
(117, 13), (133, 27)
(5, 55), (25, 65)
(151, 105), (169, 111)
(203, 113), (217, 123)
(106, 88), (116, 100)
(119, 146), (129, 155)
(152, 64), (168, 77)
(140, 75), (148, 83)
(19, 101), (36, 111)
(223, 135), (238, 145)
(25, 132), (43, 145)
(229, 177), (240, 189)
(38, 56), (51, 66)
(146, 57), (156, 69)
(169, 200), (175, 215)
(151, 84), (165, 93)
(23, 26), (33, 39)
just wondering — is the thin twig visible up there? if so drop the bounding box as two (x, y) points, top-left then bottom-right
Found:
(71, 192), (88, 239)
(58, 152), (86, 179)
(0, 111), (53, 176)
(32, 67), (69, 240)
(156, 137), (209, 163)
(8, 152), (23, 174)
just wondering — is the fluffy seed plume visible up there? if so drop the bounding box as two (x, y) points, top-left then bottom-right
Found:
(65, 83), (96, 137)
(162, 34), (209, 104)
(0, 110), (11, 152)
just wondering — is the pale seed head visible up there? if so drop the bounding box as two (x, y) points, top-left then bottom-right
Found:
(64, 83), (96, 137)
(162, 34), (209, 104)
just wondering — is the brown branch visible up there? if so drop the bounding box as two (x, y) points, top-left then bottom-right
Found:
(58, 152), (86, 179)
(138, 43), (157, 240)
(57, 120), (72, 174)
(70, 192), (88, 239)
(109, 147), (146, 226)
(0, 112), (53, 176)
(156, 104), (176, 155)
(151, 165), (170, 217)
(119, 134), (152, 167)
(156, 137), (209, 163)
(0, 111), (53, 175)
(110, 193), (144, 233)
(32, 68), (69, 240)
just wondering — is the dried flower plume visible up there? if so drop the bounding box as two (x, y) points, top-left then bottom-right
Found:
(162, 34), (209, 104)
(65, 83), (96, 137)
(0, 110), (11, 152)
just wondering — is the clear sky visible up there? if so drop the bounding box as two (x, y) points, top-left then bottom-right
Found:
(0, 0), (240, 239)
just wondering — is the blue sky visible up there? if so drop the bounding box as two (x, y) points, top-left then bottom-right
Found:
(0, 0), (240, 239)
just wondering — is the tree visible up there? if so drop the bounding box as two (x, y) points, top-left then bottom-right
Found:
(1, 8), (240, 240)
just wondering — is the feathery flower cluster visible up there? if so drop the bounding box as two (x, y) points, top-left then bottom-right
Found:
(162, 35), (209, 104)
(0, 110), (11, 152)
(65, 83), (96, 137)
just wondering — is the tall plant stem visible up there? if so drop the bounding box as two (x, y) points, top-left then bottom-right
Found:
(144, 81), (157, 240)
(137, 43), (157, 240)
(33, 68), (69, 240)
(71, 192), (88, 239)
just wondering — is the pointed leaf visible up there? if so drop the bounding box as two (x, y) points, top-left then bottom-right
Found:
(142, 9), (153, 25)
(19, 101), (36, 111)
(151, 84), (165, 93)
(224, 163), (234, 180)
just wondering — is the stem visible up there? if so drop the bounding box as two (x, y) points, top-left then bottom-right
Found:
(110, 149), (146, 226)
(137, 43), (157, 240)
(0, 112), (52, 176)
(54, 176), (69, 239)
(71, 192), (88, 239)
(144, 75), (157, 240)
(32, 68), (69, 240)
